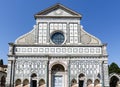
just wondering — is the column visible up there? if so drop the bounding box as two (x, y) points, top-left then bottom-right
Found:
(68, 60), (71, 87)
(47, 60), (49, 87)
(49, 70), (51, 87)
(65, 71), (68, 87)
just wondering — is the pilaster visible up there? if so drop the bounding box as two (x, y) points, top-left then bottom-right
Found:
(103, 61), (109, 87)
(6, 60), (11, 87)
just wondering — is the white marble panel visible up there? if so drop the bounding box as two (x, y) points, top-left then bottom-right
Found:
(70, 37), (74, 43)
(39, 24), (42, 29)
(63, 24), (66, 29)
(74, 24), (77, 29)
(59, 24), (62, 29)
(70, 24), (73, 29)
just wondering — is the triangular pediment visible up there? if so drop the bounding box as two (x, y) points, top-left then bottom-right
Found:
(34, 3), (82, 18)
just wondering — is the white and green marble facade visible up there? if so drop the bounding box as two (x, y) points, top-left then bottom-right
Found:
(6, 4), (109, 87)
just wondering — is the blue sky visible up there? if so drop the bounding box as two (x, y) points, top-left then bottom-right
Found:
(0, 0), (120, 66)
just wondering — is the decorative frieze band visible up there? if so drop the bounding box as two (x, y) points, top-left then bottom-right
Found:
(15, 46), (102, 55)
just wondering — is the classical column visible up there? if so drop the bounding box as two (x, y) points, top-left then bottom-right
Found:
(65, 70), (68, 87)
(49, 70), (51, 87)
(47, 60), (49, 87)
(68, 60), (71, 87)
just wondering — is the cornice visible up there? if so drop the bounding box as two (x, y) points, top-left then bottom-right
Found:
(35, 15), (81, 19)
(12, 43), (105, 47)
(34, 3), (82, 19)
(0, 65), (7, 68)
(8, 54), (108, 58)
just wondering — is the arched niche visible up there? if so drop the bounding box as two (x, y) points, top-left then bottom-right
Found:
(50, 61), (67, 71)
(71, 79), (77, 87)
(31, 73), (37, 78)
(15, 79), (21, 87)
(87, 79), (92, 87)
(23, 79), (29, 87)
(110, 76), (119, 87)
(31, 73), (37, 87)
(94, 79), (100, 87)
(51, 64), (65, 73)
(39, 79), (45, 87)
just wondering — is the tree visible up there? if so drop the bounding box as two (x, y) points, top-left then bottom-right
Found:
(109, 62), (120, 74)
(0, 59), (3, 65)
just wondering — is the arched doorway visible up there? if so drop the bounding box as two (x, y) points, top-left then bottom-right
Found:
(15, 79), (21, 87)
(110, 76), (119, 87)
(51, 64), (65, 87)
(31, 73), (37, 87)
(23, 79), (29, 87)
(87, 79), (92, 87)
(1, 76), (5, 87)
(39, 79), (45, 87)
(78, 73), (85, 87)
(71, 79), (77, 87)
(94, 79), (100, 87)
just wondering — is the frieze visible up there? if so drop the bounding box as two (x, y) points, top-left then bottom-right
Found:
(15, 46), (102, 55)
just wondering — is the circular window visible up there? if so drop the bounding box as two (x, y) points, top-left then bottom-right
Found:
(51, 32), (65, 45)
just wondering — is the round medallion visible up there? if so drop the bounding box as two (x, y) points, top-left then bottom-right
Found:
(51, 32), (65, 45)
(54, 9), (63, 15)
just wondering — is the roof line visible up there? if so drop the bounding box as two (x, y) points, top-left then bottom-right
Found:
(34, 3), (82, 19)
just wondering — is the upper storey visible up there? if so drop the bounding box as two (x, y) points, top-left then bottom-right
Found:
(15, 4), (101, 45)
(34, 3), (82, 18)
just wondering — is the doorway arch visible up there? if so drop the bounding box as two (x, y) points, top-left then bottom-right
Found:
(23, 79), (29, 87)
(51, 63), (66, 87)
(71, 79), (77, 87)
(39, 79), (45, 87)
(110, 76), (119, 87)
(1, 76), (5, 87)
(31, 73), (37, 87)
(94, 79), (100, 87)
(78, 73), (85, 87)
(15, 79), (21, 87)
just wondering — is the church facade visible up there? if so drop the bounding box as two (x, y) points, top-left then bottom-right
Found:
(6, 4), (109, 87)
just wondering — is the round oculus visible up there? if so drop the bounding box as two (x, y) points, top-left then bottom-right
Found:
(51, 32), (65, 45)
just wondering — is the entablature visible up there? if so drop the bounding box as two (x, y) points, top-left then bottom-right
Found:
(13, 46), (102, 56)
